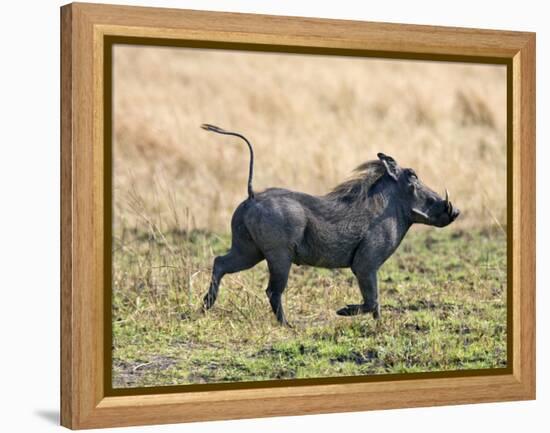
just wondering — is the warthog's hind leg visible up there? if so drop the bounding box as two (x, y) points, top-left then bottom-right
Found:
(202, 249), (262, 311)
(265, 253), (292, 327)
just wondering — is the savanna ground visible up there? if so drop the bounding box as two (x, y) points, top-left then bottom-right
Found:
(112, 46), (507, 387)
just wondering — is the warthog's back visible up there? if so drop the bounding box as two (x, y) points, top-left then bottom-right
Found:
(238, 188), (364, 268)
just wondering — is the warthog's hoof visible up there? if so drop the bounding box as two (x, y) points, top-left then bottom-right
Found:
(337, 304), (380, 319)
(198, 302), (212, 315)
(336, 304), (367, 316)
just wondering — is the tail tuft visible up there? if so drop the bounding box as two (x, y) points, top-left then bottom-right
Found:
(201, 124), (226, 133)
(201, 124), (255, 199)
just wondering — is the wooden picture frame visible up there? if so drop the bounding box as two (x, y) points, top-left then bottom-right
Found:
(60, 2), (535, 429)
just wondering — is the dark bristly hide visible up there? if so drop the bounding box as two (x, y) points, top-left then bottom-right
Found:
(200, 125), (460, 326)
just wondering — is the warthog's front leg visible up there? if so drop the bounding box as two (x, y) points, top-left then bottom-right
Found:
(336, 303), (378, 317)
(336, 270), (380, 319)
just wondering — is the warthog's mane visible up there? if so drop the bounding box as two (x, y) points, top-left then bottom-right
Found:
(325, 160), (386, 203)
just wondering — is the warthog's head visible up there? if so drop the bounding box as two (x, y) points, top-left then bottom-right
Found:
(378, 153), (460, 227)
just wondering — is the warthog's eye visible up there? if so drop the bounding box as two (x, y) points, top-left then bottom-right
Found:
(426, 196), (435, 206)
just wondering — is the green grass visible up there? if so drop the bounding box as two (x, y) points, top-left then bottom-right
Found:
(112, 227), (507, 388)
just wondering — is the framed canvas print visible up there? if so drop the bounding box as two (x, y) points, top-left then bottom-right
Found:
(60, 2), (536, 429)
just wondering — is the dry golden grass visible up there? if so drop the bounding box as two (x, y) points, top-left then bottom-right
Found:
(113, 45), (507, 235)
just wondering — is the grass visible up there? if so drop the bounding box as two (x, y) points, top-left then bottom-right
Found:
(112, 226), (507, 387)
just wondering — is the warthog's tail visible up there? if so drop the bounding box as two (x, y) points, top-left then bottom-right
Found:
(201, 124), (255, 199)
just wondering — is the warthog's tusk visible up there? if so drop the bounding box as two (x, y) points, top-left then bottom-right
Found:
(445, 189), (454, 216)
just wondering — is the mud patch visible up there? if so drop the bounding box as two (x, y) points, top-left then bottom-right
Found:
(113, 355), (178, 388)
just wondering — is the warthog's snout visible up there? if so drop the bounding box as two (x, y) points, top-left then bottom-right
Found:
(411, 187), (460, 228)
(449, 206), (460, 222)
(449, 207), (460, 222)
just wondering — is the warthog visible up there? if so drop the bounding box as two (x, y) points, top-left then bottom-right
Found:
(200, 124), (460, 326)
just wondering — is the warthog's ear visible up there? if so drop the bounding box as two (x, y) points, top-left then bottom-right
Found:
(377, 152), (400, 181)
